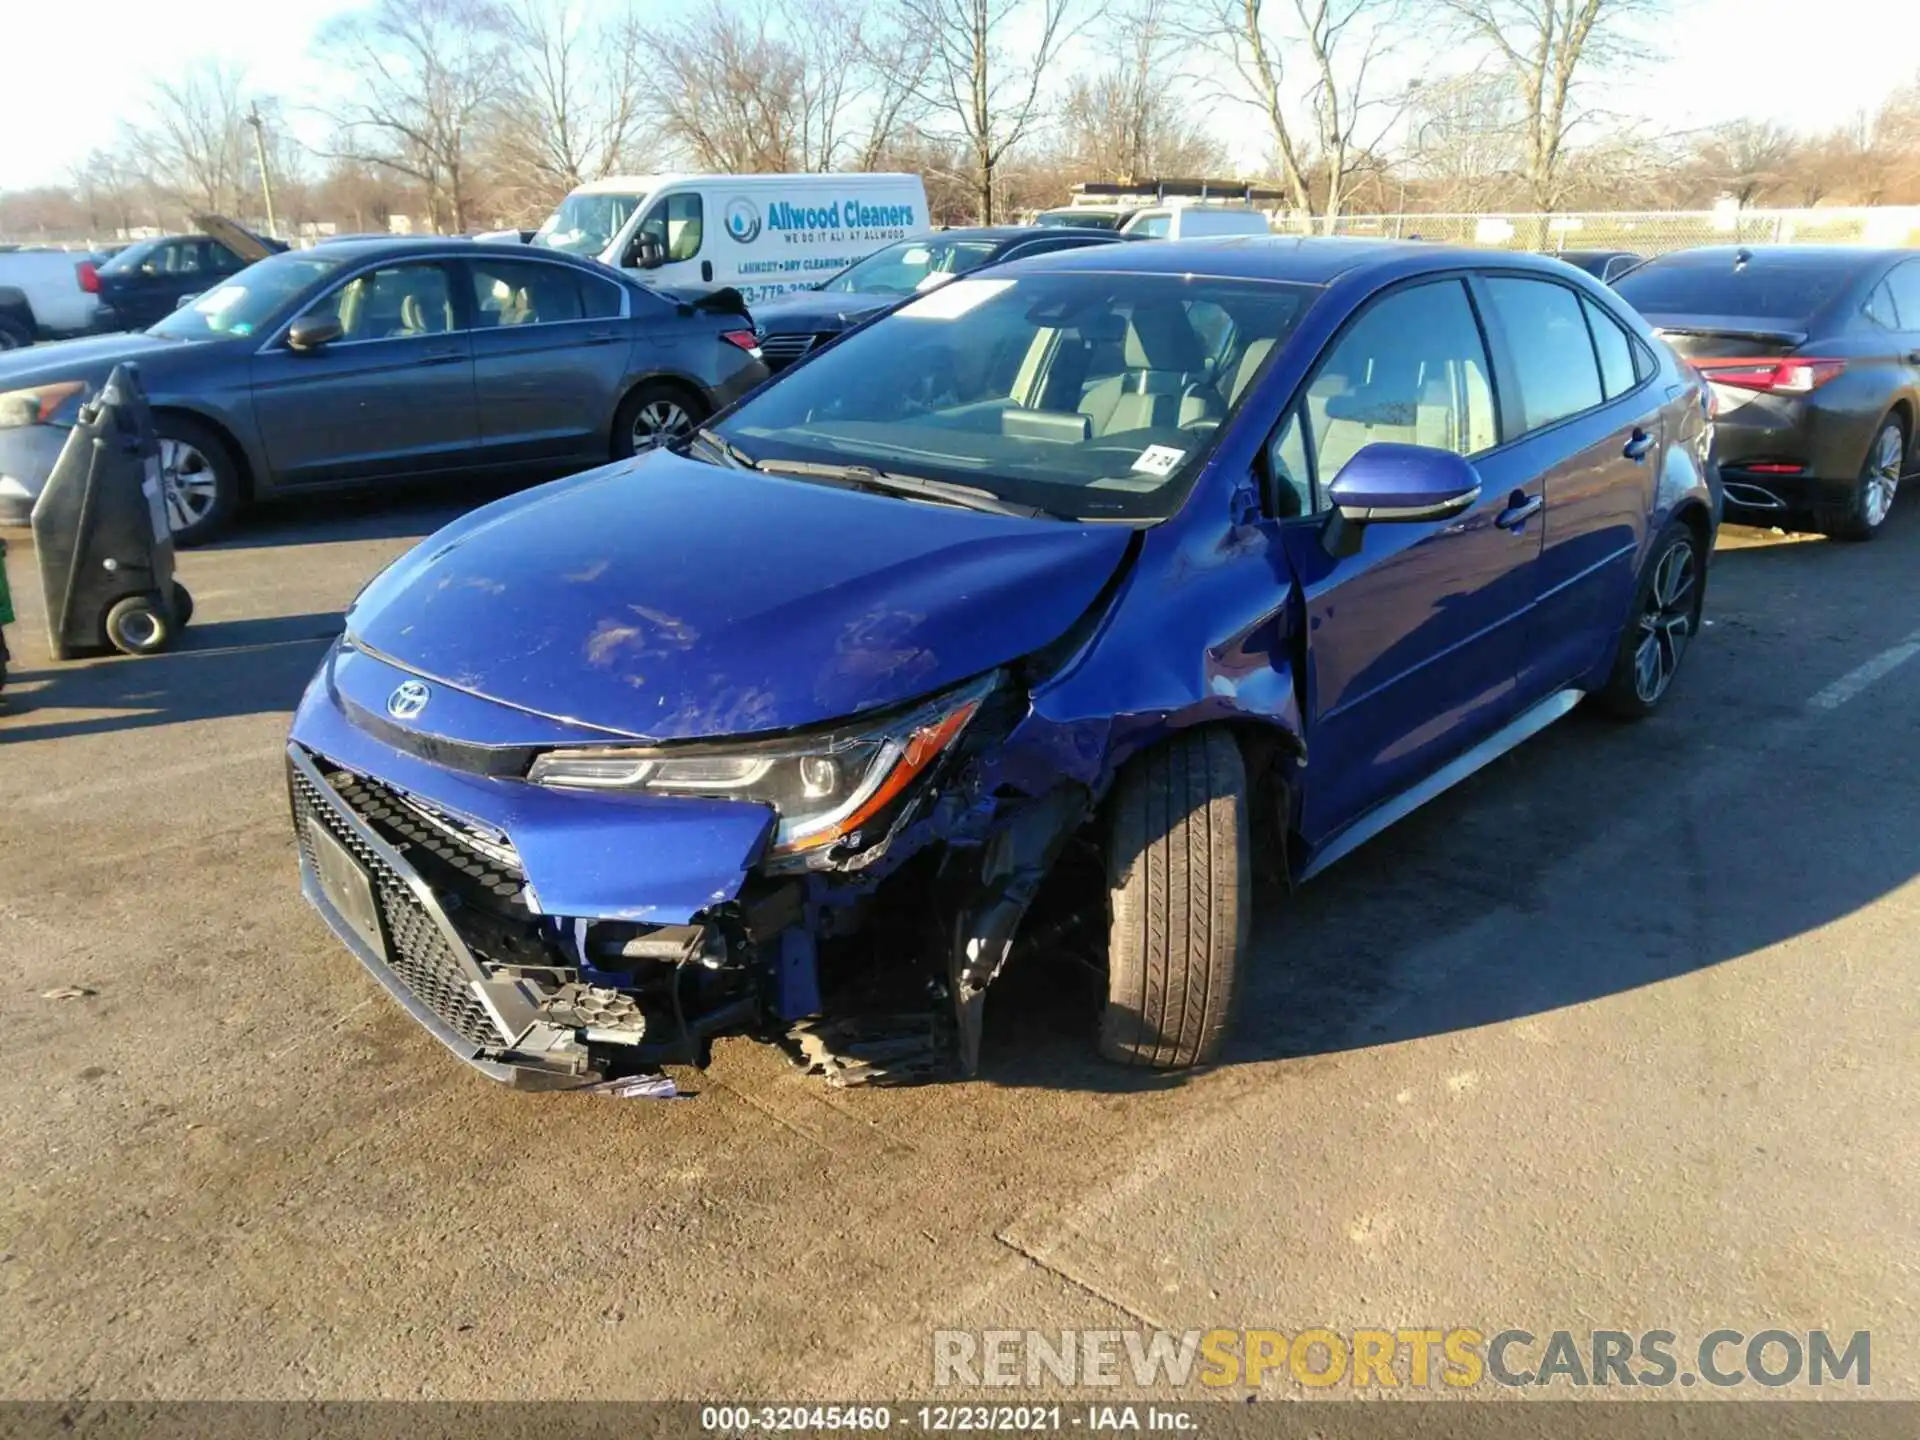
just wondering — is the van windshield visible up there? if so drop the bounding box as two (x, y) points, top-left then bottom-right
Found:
(710, 272), (1317, 522)
(535, 191), (648, 257)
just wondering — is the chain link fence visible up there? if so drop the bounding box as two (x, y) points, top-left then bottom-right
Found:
(1272, 206), (1920, 253)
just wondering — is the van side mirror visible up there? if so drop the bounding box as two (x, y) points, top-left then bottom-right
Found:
(628, 235), (666, 270)
(287, 314), (344, 352)
(1320, 443), (1482, 557)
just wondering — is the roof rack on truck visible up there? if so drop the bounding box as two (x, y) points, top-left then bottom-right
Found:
(1069, 179), (1289, 205)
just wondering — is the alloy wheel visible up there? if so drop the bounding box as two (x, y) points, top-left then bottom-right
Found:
(630, 400), (692, 452)
(157, 438), (219, 533)
(1862, 422), (1903, 530)
(1632, 539), (1696, 705)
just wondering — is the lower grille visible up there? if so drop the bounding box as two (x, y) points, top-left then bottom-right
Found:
(758, 331), (822, 366)
(290, 760), (505, 1051)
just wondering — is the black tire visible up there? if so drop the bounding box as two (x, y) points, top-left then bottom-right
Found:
(104, 593), (175, 656)
(1099, 728), (1251, 1069)
(1818, 413), (1907, 543)
(154, 414), (241, 547)
(612, 381), (707, 459)
(170, 581), (194, 628)
(0, 315), (31, 352)
(1593, 519), (1705, 720)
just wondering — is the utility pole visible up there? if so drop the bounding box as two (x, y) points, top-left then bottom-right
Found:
(247, 103), (279, 238)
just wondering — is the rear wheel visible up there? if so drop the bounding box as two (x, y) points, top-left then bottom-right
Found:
(1819, 415), (1906, 542)
(1594, 519), (1704, 720)
(0, 315), (31, 351)
(154, 415), (241, 547)
(613, 382), (706, 458)
(1099, 729), (1251, 1069)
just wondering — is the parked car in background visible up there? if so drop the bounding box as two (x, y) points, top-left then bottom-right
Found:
(0, 238), (768, 542)
(1033, 206), (1133, 230)
(284, 237), (1714, 1090)
(1555, 250), (1644, 284)
(747, 225), (1126, 370)
(93, 218), (285, 332)
(528, 172), (930, 304)
(1614, 245), (1920, 540)
(0, 250), (104, 350)
(1120, 206), (1272, 240)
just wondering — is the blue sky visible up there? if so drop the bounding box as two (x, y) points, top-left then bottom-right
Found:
(0, 0), (1912, 192)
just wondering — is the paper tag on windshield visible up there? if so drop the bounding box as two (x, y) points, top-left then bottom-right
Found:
(1131, 445), (1186, 477)
(898, 278), (1012, 320)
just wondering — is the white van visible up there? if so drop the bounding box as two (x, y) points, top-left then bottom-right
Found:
(1119, 207), (1273, 241)
(530, 173), (931, 303)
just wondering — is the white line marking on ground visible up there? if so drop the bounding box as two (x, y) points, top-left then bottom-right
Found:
(1807, 630), (1920, 712)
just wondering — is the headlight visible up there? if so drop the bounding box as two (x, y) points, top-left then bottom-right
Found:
(0, 381), (85, 429)
(526, 675), (994, 862)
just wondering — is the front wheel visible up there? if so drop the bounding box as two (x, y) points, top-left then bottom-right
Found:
(1099, 729), (1252, 1069)
(155, 416), (241, 547)
(104, 593), (175, 656)
(613, 383), (706, 459)
(1593, 520), (1705, 720)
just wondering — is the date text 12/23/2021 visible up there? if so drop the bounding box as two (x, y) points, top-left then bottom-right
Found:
(700, 1406), (1198, 1433)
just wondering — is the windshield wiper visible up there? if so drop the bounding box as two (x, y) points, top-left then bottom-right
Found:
(686, 427), (760, 470)
(754, 459), (1053, 519)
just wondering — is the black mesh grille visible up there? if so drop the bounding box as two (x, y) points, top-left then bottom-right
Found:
(759, 332), (820, 365)
(290, 761), (504, 1051)
(329, 769), (525, 901)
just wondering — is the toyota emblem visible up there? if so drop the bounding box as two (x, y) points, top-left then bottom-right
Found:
(387, 680), (431, 720)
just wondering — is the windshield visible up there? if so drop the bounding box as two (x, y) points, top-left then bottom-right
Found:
(147, 253), (344, 340)
(534, 191), (646, 257)
(822, 237), (1002, 295)
(710, 272), (1316, 521)
(1613, 255), (1857, 322)
(1036, 210), (1120, 230)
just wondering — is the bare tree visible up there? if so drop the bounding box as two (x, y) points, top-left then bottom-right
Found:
(1395, 72), (1526, 212)
(645, 2), (809, 171)
(135, 59), (255, 218)
(490, 0), (647, 217)
(1063, 0), (1225, 181)
(1688, 118), (1797, 207)
(314, 0), (512, 231)
(1196, 0), (1404, 222)
(1437, 0), (1658, 213)
(894, 0), (1083, 221)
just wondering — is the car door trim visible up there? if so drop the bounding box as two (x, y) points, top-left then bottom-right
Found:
(1300, 685), (1584, 880)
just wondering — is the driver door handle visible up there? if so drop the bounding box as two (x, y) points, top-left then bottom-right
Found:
(1624, 428), (1655, 461)
(1495, 492), (1544, 531)
(419, 346), (465, 365)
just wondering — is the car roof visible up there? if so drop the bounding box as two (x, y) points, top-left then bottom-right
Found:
(291, 235), (613, 269)
(992, 234), (1572, 285)
(1636, 245), (1898, 270)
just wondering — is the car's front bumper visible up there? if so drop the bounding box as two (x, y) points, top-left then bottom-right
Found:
(0, 425), (66, 527)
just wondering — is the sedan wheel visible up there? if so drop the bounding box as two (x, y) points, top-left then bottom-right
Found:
(1632, 538), (1696, 706)
(1863, 421), (1903, 529)
(158, 438), (221, 534)
(631, 399), (692, 452)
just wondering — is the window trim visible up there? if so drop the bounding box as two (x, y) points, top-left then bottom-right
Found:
(1879, 258), (1920, 332)
(1263, 271), (1504, 521)
(255, 255), (471, 353)
(455, 254), (632, 332)
(1468, 269), (1650, 442)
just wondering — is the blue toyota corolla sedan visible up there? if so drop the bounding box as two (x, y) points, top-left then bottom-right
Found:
(287, 238), (1716, 1087)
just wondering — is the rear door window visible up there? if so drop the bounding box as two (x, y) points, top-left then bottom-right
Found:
(1884, 261), (1920, 331)
(1483, 276), (1605, 432)
(1582, 296), (1639, 400)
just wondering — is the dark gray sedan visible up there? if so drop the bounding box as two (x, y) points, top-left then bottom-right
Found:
(0, 238), (769, 543)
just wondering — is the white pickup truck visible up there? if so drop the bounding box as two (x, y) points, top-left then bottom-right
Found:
(0, 249), (106, 350)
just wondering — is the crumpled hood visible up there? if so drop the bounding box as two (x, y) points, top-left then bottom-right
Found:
(348, 451), (1134, 741)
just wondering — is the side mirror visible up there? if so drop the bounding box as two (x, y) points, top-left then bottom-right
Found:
(286, 314), (344, 352)
(1321, 443), (1482, 558)
(175, 292), (201, 310)
(628, 235), (666, 270)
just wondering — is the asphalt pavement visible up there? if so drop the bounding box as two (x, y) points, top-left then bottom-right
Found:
(0, 491), (1915, 1404)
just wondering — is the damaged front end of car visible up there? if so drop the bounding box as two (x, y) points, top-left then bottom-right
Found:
(288, 643), (1100, 1090)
